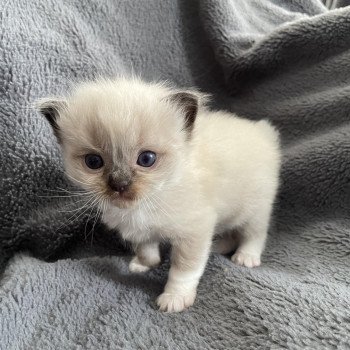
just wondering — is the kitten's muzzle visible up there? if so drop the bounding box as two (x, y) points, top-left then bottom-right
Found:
(108, 176), (131, 194)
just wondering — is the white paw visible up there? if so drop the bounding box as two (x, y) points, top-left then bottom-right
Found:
(231, 251), (261, 268)
(156, 290), (196, 313)
(129, 256), (150, 273)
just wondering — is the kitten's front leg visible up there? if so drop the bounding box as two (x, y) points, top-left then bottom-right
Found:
(157, 236), (212, 312)
(129, 242), (161, 273)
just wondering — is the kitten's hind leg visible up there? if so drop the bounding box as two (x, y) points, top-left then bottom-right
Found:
(231, 209), (271, 268)
(212, 233), (238, 255)
(129, 242), (161, 273)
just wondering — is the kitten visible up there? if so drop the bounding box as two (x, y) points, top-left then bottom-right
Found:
(37, 77), (281, 312)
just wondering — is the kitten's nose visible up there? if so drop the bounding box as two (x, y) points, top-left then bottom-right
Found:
(108, 177), (130, 193)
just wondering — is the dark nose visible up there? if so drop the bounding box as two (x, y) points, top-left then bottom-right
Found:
(108, 177), (130, 193)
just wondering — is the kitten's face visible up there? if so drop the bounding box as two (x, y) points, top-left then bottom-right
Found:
(38, 79), (198, 209)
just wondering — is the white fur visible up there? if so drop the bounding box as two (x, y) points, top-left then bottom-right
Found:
(101, 87), (281, 312)
(42, 78), (281, 313)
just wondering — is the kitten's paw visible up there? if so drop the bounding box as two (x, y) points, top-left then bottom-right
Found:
(156, 291), (196, 313)
(129, 256), (150, 273)
(231, 251), (261, 268)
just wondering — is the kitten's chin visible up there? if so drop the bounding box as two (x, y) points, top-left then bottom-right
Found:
(110, 199), (136, 209)
(109, 194), (138, 209)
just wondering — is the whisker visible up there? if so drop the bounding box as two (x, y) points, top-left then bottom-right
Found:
(66, 173), (94, 187)
(89, 198), (104, 246)
(58, 196), (96, 213)
(56, 186), (88, 193)
(38, 194), (92, 198)
(84, 195), (107, 244)
(150, 194), (173, 220)
(42, 187), (89, 194)
(54, 195), (100, 233)
(150, 193), (181, 231)
(84, 206), (95, 242)
(143, 193), (166, 241)
(40, 187), (94, 200)
(152, 193), (177, 216)
(139, 195), (149, 229)
(146, 193), (161, 225)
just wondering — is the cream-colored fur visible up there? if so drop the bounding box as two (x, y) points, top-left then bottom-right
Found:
(38, 77), (281, 313)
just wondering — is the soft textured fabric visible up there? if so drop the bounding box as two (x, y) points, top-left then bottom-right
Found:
(1, 0), (350, 349)
(324, 0), (350, 9)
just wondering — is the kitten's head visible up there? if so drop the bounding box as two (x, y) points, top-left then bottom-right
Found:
(38, 78), (204, 209)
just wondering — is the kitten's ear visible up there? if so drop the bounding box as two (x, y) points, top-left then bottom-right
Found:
(168, 92), (199, 135)
(36, 98), (67, 142)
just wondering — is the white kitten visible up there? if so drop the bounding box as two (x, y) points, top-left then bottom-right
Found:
(38, 77), (281, 312)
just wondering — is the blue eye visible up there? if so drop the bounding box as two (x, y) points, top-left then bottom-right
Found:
(137, 151), (157, 167)
(85, 154), (104, 169)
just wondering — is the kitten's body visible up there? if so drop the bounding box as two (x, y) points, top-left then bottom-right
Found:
(103, 111), (279, 244)
(38, 78), (281, 312)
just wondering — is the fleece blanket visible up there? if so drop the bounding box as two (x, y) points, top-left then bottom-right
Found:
(1, 0), (350, 348)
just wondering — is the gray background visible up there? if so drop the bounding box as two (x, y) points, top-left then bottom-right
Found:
(1, 0), (350, 348)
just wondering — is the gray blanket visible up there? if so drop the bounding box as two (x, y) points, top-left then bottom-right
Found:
(1, 0), (350, 348)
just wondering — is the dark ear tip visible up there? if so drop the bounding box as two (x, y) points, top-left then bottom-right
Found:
(36, 98), (64, 114)
(36, 97), (66, 141)
(169, 91), (199, 134)
(170, 92), (198, 107)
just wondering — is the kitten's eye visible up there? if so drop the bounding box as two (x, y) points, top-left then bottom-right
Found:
(137, 151), (157, 167)
(85, 154), (104, 169)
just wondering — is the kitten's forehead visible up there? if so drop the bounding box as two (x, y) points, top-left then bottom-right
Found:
(70, 78), (168, 113)
(62, 79), (183, 153)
